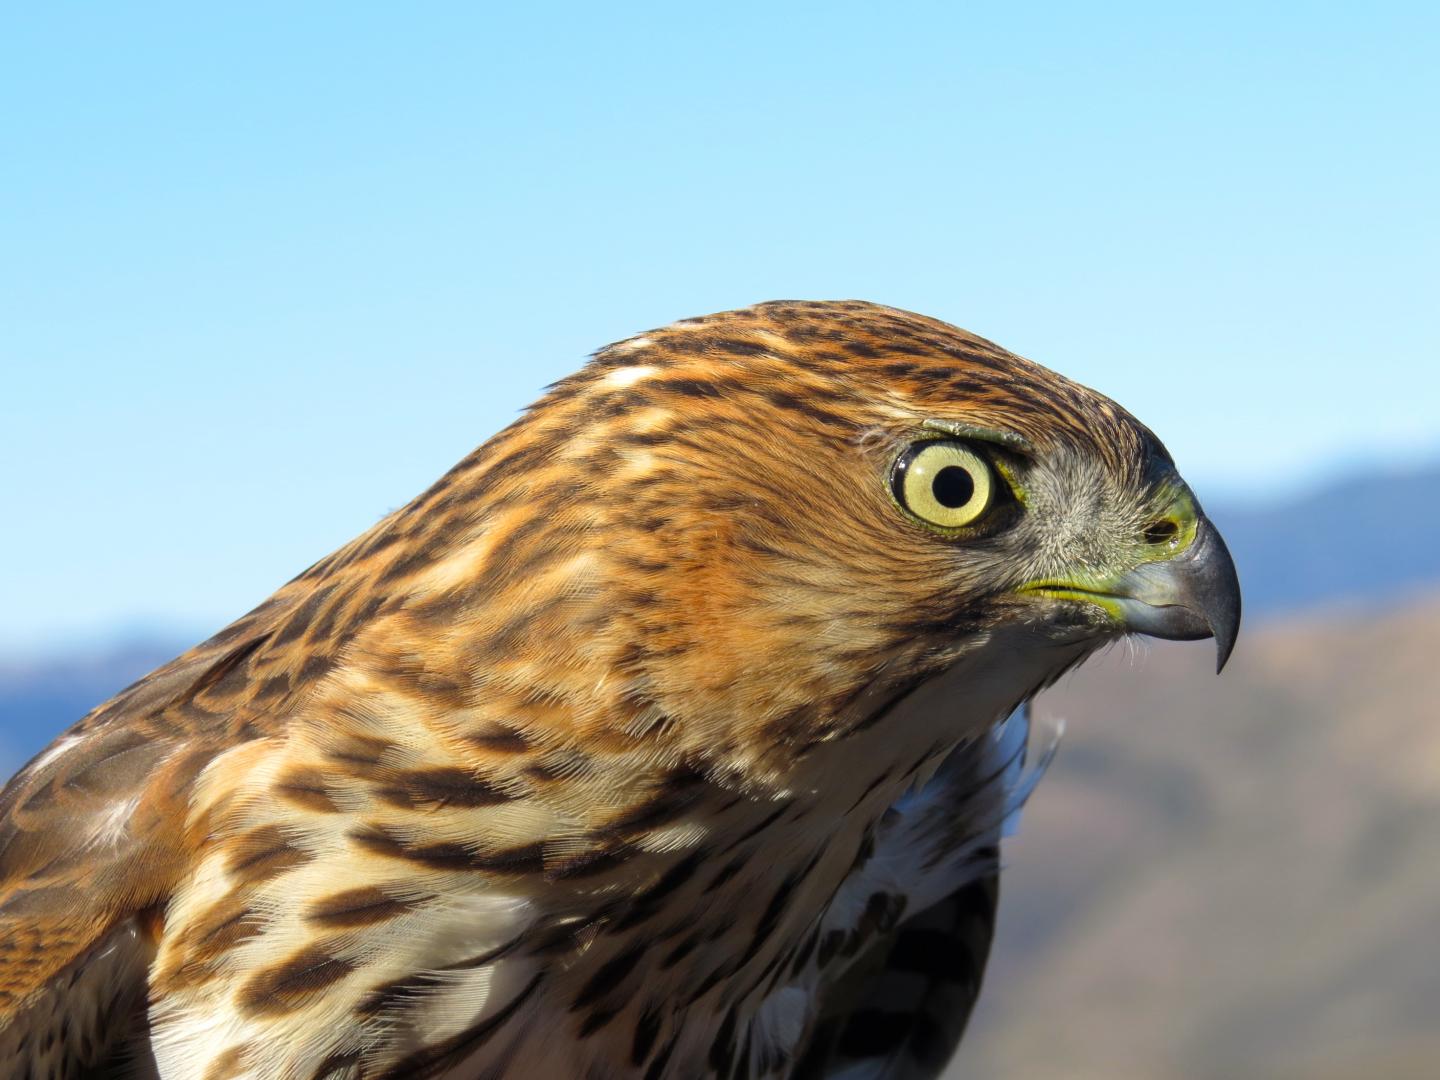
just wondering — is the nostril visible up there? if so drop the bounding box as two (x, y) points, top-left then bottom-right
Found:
(1143, 518), (1180, 546)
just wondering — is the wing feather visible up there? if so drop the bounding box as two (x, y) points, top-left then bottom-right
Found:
(0, 495), (468, 1075)
(0, 588), (319, 1074)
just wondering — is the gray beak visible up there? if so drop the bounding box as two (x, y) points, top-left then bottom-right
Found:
(1110, 516), (1243, 672)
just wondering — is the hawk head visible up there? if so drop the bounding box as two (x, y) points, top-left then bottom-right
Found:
(440, 299), (1242, 777)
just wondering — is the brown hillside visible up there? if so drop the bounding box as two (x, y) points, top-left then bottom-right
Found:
(954, 595), (1440, 1079)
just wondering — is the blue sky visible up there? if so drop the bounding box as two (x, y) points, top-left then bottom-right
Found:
(2, 3), (1436, 651)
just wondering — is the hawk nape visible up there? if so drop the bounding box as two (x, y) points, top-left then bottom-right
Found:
(0, 301), (1239, 1079)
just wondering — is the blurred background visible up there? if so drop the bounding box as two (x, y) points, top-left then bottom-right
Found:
(2, 4), (1437, 1077)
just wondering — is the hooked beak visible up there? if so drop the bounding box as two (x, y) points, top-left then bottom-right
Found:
(1100, 516), (1242, 672)
(1022, 515), (1243, 672)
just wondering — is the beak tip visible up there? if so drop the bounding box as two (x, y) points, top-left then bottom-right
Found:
(1215, 637), (1235, 674)
(1209, 572), (1242, 675)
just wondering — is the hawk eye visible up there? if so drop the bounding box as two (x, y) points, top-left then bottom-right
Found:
(891, 440), (995, 530)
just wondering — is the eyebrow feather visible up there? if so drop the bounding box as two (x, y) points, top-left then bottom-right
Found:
(920, 418), (1035, 454)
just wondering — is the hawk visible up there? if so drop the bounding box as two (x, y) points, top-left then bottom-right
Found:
(0, 301), (1240, 1079)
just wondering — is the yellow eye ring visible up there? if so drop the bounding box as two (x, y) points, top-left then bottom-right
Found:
(891, 441), (995, 530)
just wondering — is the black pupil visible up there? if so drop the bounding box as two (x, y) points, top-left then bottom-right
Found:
(932, 465), (975, 509)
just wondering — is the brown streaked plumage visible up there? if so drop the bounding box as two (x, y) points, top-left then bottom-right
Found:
(0, 300), (1240, 1079)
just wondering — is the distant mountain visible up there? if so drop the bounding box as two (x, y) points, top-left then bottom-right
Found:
(1209, 463), (1440, 618)
(0, 643), (177, 774)
(955, 592), (1440, 1079)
